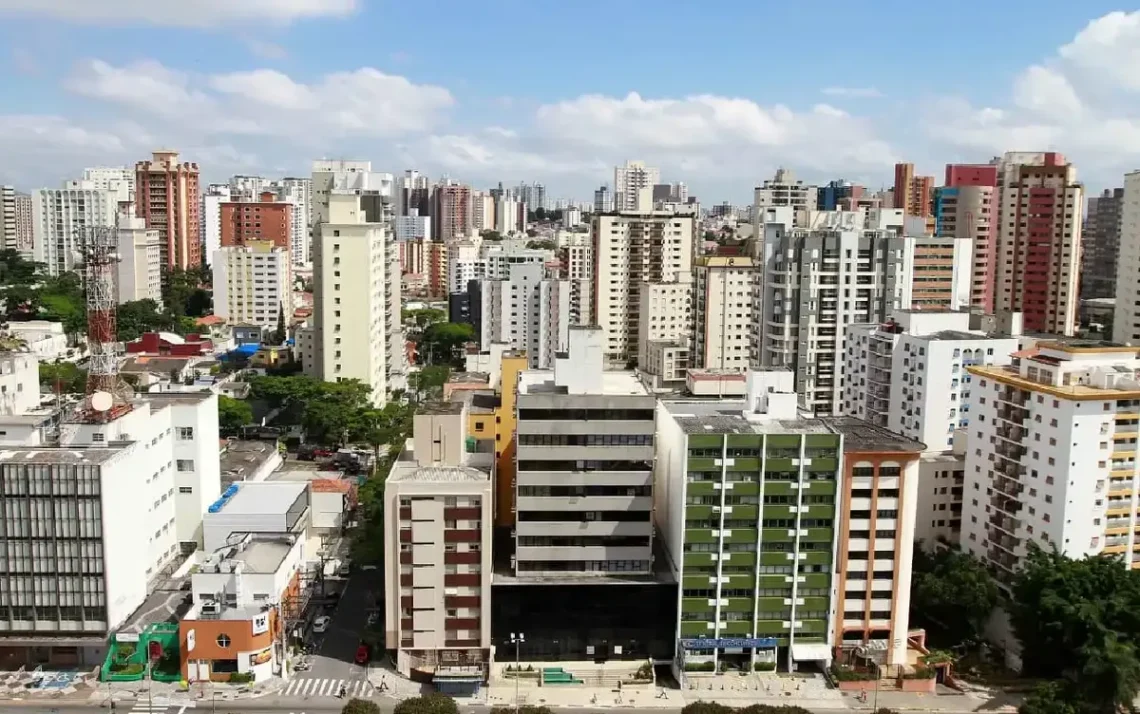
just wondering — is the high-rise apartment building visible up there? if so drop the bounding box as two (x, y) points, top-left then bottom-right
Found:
(591, 211), (695, 362)
(115, 212), (163, 305)
(993, 152), (1082, 335)
(909, 236), (972, 311)
(613, 161), (660, 212)
(219, 192), (292, 250)
(818, 180), (865, 211)
(893, 163), (934, 219)
(1082, 187), (1124, 301)
(693, 255), (755, 372)
(478, 261), (569, 369)
(963, 342), (1140, 582)
(937, 165), (999, 312)
(842, 311), (1019, 450)
(496, 197), (523, 235)
(275, 177), (312, 265)
(513, 327), (656, 576)
(432, 185), (472, 242)
(135, 150), (201, 269)
(309, 160), (402, 404)
(212, 241), (293, 333)
(383, 401), (492, 676)
(637, 280), (692, 388)
(753, 168), (818, 212)
(593, 185), (613, 213)
(470, 191), (494, 234)
(229, 175), (268, 202)
(82, 167), (135, 203)
(200, 183), (229, 268)
(32, 181), (120, 275)
(1115, 175), (1140, 343)
(562, 242), (593, 326)
(1, 186), (33, 254)
(395, 209), (432, 243)
(755, 215), (915, 415)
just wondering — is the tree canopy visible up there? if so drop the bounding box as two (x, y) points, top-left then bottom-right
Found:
(417, 322), (475, 367)
(680, 703), (812, 714)
(909, 548), (998, 644)
(409, 365), (451, 400)
(39, 361), (85, 393)
(526, 240), (556, 251)
(403, 307), (446, 331)
(217, 395), (254, 433)
(341, 698), (381, 714)
(1010, 545), (1140, 714)
(393, 694), (458, 714)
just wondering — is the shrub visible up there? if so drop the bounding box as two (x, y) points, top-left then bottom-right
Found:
(394, 693), (459, 714)
(635, 662), (654, 680)
(829, 664), (875, 682)
(228, 672), (255, 684)
(683, 661), (717, 672)
(343, 699), (382, 714)
(752, 661), (776, 672)
(491, 707), (552, 714)
(903, 665), (935, 680)
(109, 663), (145, 675)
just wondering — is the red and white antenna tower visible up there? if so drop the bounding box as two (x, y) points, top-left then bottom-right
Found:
(71, 225), (133, 424)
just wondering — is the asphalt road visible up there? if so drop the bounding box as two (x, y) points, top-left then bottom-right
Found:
(0, 706), (992, 714)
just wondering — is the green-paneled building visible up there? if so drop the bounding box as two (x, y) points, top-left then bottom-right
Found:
(656, 373), (843, 674)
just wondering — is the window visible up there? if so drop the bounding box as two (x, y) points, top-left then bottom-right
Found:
(178, 487), (193, 494)
(177, 427), (194, 440)
(216, 634), (231, 648)
(176, 459), (195, 472)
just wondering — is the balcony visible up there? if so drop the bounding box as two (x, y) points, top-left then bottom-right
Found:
(995, 442), (1027, 460)
(988, 513), (1020, 536)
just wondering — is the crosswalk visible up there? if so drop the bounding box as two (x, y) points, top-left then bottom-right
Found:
(281, 677), (375, 699)
(126, 698), (195, 714)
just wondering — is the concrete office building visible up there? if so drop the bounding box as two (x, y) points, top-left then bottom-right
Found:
(433, 185), (472, 242)
(213, 242), (293, 333)
(842, 311), (1018, 451)
(693, 256), (755, 372)
(82, 167), (135, 200)
(478, 262), (570, 370)
(591, 212), (695, 362)
(32, 181), (121, 275)
(993, 152), (1082, 336)
(201, 183), (229, 268)
(655, 370), (841, 672)
(963, 342), (1140, 583)
(115, 212), (163, 305)
(753, 168), (818, 214)
(512, 327), (656, 576)
(1, 186), (33, 254)
(893, 163), (934, 221)
(755, 214), (915, 415)
(1114, 174), (1140, 344)
(135, 150), (201, 270)
(614, 161), (660, 213)
(384, 401), (492, 681)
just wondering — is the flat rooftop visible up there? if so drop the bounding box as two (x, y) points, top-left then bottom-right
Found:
(142, 391), (214, 404)
(217, 481), (307, 515)
(0, 447), (125, 465)
(226, 539), (292, 573)
(419, 400), (464, 415)
(221, 440), (279, 484)
(662, 399), (832, 435)
(388, 463), (490, 483)
(922, 330), (994, 341)
(518, 369), (648, 396)
(818, 417), (927, 453)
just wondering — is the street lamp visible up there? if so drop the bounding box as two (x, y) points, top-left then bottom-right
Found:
(509, 633), (524, 714)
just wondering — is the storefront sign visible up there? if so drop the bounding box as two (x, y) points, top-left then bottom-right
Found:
(252, 612), (269, 636)
(680, 638), (779, 649)
(249, 647), (272, 666)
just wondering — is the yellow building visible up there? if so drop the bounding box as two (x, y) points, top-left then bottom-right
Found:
(467, 351), (527, 528)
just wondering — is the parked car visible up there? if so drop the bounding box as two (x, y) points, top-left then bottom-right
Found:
(313, 615), (331, 633)
(355, 643), (371, 665)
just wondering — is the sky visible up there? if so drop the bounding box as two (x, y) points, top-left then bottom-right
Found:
(0, 0), (1138, 204)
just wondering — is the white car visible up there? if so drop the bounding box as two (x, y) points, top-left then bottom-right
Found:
(313, 616), (331, 633)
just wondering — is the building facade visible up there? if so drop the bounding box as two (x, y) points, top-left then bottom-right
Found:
(220, 192), (292, 250)
(135, 150), (201, 269)
(1115, 174), (1140, 343)
(477, 261), (569, 370)
(115, 213), (163, 304)
(212, 242), (293, 333)
(614, 161), (660, 212)
(693, 256), (755, 372)
(1, 186), (33, 255)
(32, 181), (120, 275)
(936, 165), (998, 313)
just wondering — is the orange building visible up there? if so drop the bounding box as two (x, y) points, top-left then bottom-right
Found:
(893, 162), (934, 218)
(135, 149), (201, 269)
(464, 351), (526, 528)
(220, 192), (292, 250)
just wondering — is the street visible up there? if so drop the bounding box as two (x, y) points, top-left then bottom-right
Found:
(0, 705), (999, 714)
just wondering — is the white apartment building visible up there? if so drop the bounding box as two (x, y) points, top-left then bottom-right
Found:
(591, 212), (695, 362)
(309, 192), (393, 406)
(563, 242), (592, 326)
(1113, 171), (1140, 344)
(273, 179), (311, 265)
(471, 191), (495, 234)
(384, 401), (493, 675)
(82, 167), (135, 201)
(637, 280), (692, 386)
(447, 241), (483, 295)
(496, 197), (523, 235)
(563, 206), (583, 228)
(1, 186), (33, 254)
(201, 183), (229, 268)
(753, 168), (818, 216)
(213, 241), (293, 333)
(478, 261), (569, 369)
(841, 311), (1019, 450)
(395, 209), (431, 243)
(755, 217), (915, 415)
(116, 213), (162, 305)
(614, 161), (660, 212)
(482, 244), (549, 279)
(693, 255), (754, 372)
(32, 181), (120, 275)
(917, 438), (967, 547)
(0, 352), (39, 415)
(963, 343), (1140, 582)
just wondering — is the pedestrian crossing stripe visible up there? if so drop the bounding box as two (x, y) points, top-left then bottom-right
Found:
(281, 678), (375, 698)
(129, 700), (195, 714)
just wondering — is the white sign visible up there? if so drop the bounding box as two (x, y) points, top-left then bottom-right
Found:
(252, 612), (269, 635)
(117, 633), (139, 643)
(186, 629), (195, 653)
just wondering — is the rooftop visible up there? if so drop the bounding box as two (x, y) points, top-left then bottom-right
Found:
(0, 447), (125, 465)
(662, 399), (831, 435)
(389, 464), (490, 484)
(818, 417), (927, 453)
(210, 538), (294, 573)
(518, 369), (648, 397)
(921, 330), (994, 341)
(215, 481), (307, 516)
(448, 372), (491, 384)
(220, 440), (280, 485)
(418, 400), (465, 415)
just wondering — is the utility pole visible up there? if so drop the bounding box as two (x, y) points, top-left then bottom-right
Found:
(509, 632), (524, 714)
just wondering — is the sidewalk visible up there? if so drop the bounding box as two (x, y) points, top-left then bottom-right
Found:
(84, 679), (284, 706)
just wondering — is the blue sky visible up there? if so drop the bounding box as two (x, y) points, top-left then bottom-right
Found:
(0, 0), (1137, 203)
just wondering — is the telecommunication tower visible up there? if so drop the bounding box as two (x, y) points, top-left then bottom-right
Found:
(70, 225), (133, 423)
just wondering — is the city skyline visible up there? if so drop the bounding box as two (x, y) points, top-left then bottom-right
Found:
(0, 1), (1135, 200)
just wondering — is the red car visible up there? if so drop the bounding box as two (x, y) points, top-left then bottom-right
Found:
(355, 643), (371, 665)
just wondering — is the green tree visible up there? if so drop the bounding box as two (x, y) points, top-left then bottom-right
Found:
(409, 365), (451, 400)
(479, 230), (503, 241)
(117, 299), (181, 341)
(909, 548), (998, 643)
(39, 362), (86, 393)
(1018, 682), (1080, 714)
(526, 240), (556, 251)
(273, 303), (287, 345)
(418, 322), (475, 367)
(217, 395), (253, 432)
(0, 250), (41, 285)
(393, 694), (458, 714)
(341, 698), (381, 714)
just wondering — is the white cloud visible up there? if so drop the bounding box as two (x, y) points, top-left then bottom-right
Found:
(0, 0), (356, 27)
(1058, 11), (1140, 91)
(244, 38), (288, 60)
(821, 87), (884, 99)
(66, 60), (210, 117)
(1012, 65), (1083, 118)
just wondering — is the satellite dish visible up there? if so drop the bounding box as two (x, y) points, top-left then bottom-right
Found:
(90, 391), (113, 412)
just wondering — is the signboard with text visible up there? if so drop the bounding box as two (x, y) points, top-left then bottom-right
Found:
(680, 637), (779, 649)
